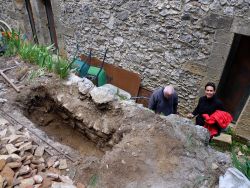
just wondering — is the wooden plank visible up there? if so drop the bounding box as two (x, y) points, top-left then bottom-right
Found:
(136, 87), (152, 107)
(80, 54), (141, 96)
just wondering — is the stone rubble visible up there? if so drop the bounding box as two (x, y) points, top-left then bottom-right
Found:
(0, 118), (81, 188)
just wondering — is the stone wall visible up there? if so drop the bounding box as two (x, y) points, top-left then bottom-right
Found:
(0, 0), (33, 41)
(0, 0), (250, 115)
(50, 0), (250, 114)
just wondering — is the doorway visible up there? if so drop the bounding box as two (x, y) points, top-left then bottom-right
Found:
(217, 34), (250, 122)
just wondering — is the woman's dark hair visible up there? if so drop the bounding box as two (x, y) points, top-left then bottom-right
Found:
(205, 82), (216, 91)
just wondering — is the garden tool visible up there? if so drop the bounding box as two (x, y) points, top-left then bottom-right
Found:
(0, 66), (20, 92)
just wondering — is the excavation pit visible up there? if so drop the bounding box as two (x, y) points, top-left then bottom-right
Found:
(23, 92), (110, 158)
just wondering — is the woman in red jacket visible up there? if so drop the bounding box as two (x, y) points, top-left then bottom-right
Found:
(187, 82), (225, 127)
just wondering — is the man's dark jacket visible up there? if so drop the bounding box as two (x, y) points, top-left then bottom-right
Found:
(148, 87), (178, 116)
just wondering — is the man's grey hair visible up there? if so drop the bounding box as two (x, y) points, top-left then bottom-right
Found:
(163, 85), (174, 95)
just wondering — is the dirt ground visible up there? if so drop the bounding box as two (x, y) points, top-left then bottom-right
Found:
(0, 55), (231, 187)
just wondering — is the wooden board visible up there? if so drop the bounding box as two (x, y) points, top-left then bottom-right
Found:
(136, 87), (153, 107)
(80, 54), (141, 96)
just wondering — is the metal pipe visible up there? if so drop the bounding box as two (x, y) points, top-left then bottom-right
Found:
(130, 96), (150, 100)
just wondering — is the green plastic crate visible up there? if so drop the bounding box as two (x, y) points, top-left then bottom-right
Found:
(87, 66), (107, 87)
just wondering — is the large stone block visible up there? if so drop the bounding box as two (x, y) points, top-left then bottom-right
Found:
(231, 17), (250, 36)
(214, 29), (234, 45)
(207, 42), (231, 71)
(182, 61), (208, 76)
(202, 13), (233, 29)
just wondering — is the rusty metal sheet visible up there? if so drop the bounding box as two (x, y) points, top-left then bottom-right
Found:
(80, 54), (141, 96)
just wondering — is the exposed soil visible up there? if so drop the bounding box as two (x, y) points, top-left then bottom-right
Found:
(0, 56), (232, 187)
(24, 97), (104, 158)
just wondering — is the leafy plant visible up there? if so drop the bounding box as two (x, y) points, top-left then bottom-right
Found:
(232, 151), (250, 179)
(53, 55), (70, 78)
(19, 43), (41, 64)
(3, 29), (78, 79)
(52, 44), (79, 78)
(225, 126), (235, 136)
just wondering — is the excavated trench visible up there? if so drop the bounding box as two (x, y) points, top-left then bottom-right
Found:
(22, 90), (112, 158)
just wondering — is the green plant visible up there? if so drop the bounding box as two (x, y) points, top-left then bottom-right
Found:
(45, 55), (53, 71)
(225, 126), (235, 136)
(53, 55), (70, 78)
(232, 141), (250, 156)
(88, 174), (98, 187)
(52, 44), (79, 79)
(232, 151), (250, 179)
(3, 29), (78, 79)
(19, 43), (40, 63)
(115, 88), (128, 100)
(2, 30), (22, 56)
(28, 68), (45, 81)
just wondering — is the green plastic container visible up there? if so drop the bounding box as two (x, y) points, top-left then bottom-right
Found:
(87, 66), (107, 87)
(72, 59), (90, 78)
(72, 59), (107, 86)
